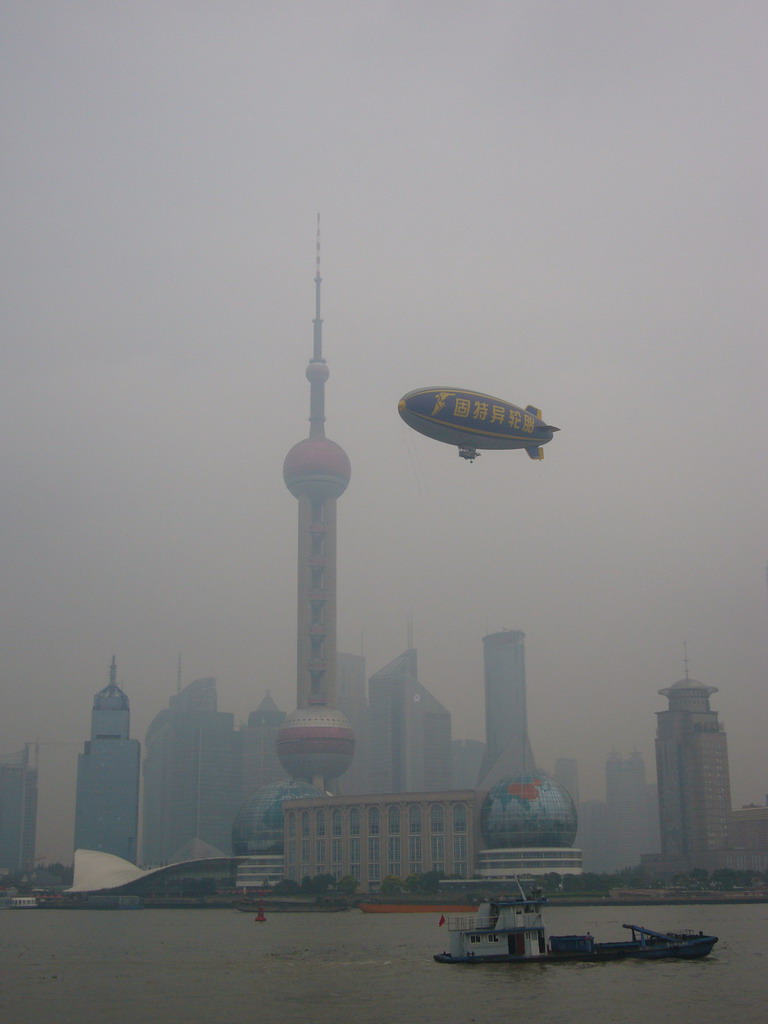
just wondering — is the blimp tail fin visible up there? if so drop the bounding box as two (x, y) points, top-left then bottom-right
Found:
(525, 404), (542, 418)
(525, 446), (544, 461)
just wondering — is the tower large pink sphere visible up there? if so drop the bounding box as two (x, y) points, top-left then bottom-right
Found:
(283, 436), (351, 500)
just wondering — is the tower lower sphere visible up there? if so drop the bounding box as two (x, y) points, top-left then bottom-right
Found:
(276, 707), (355, 790)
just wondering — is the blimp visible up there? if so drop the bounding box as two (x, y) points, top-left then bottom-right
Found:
(398, 387), (559, 462)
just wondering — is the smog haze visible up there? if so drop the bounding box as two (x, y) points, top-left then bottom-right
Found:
(1, 1), (766, 862)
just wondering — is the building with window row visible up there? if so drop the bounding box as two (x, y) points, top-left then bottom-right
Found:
(282, 791), (476, 889)
(0, 744), (38, 875)
(654, 676), (732, 871)
(74, 657), (141, 862)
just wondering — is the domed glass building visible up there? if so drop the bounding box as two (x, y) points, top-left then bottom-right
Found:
(231, 780), (321, 856)
(481, 772), (578, 848)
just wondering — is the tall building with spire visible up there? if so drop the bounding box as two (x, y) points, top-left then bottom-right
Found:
(74, 657), (141, 862)
(276, 220), (355, 791)
(655, 675), (732, 868)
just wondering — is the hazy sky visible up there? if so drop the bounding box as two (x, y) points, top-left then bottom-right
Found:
(2, 2), (766, 864)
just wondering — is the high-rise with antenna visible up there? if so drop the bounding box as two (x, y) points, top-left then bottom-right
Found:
(276, 219), (355, 791)
(655, 671), (732, 867)
(74, 656), (141, 862)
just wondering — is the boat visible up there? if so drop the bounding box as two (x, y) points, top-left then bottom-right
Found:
(234, 896), (349, 913)
(36, 894), (143, 910)
(359, 902), (475, 914)
(1, 896), (38, 909)
(434, 882), (718, 964)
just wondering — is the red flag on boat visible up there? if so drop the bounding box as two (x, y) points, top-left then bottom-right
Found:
(438, 914), (446, 927)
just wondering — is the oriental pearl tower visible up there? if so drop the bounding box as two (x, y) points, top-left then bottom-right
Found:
(277, 219), (355, 791)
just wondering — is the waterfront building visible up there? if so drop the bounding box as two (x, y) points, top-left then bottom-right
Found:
(142, 677), (242, 865)
(231, 778), (321, 888)
(654, 675), (732, 869)
(69, 847), (242, 897)
(74, 656), (141, 862)
(477, 630), (535, 789)
(281, 772), (581, 892)
(728, 805), (768, 872)
(368, 649), (452, 794)
(277, 221), (355, 791)
(283, 790), (475, 889)
(730, 804), (768, 851)
(0, 744), (37, 874)
(477, 771), (582, 881)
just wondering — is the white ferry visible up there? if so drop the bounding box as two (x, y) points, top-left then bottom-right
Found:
(1, 895), (39, 909)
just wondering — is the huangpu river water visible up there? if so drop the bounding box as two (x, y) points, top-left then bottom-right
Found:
(1, 903), (766, 1024)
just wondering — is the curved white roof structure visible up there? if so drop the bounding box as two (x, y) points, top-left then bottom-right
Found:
(69, 849), (148, 892)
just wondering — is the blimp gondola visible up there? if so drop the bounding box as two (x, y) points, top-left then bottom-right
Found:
(398, 387), (559, 462)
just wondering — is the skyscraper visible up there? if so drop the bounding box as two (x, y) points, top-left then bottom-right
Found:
(554, 758), (580, 807)
(577, 799), (611, 873)
(0, 744), (37, 875)
(655, 676), (732, 868)
(74, 657), (141, 862)
(240, 691), (287, 800)
(142, 677), (242, 865)
(277, 221), (355, 791)
(368, 649), (452, 793)
(477, 630), (535, 789)
(335, 651), (370, 794)
(605, 750), (651, 871)
(452, 739), (486, 789)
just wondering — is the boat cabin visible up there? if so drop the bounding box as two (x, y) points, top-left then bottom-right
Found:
(443, 894), (548, 961)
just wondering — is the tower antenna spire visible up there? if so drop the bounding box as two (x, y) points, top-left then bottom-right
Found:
(683, 641), (689, 681)
(315, 211), (321, 284)
(314, 212), (322, 358)
(308, 212), (327, 437)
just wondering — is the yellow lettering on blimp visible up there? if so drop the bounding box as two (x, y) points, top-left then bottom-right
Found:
(454, 397), (471, 417)
(472, 401), (489, 420)
(431, 391), (455, 415)
(508, 408), (521, 429)
(523, 413), (535, 433)
(490, 405), (505, 425)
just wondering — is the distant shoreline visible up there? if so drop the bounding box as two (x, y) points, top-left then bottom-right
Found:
(359, 893), (768, 909)
(544, 896), (768, 907)
(25, 891), (768, 911)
